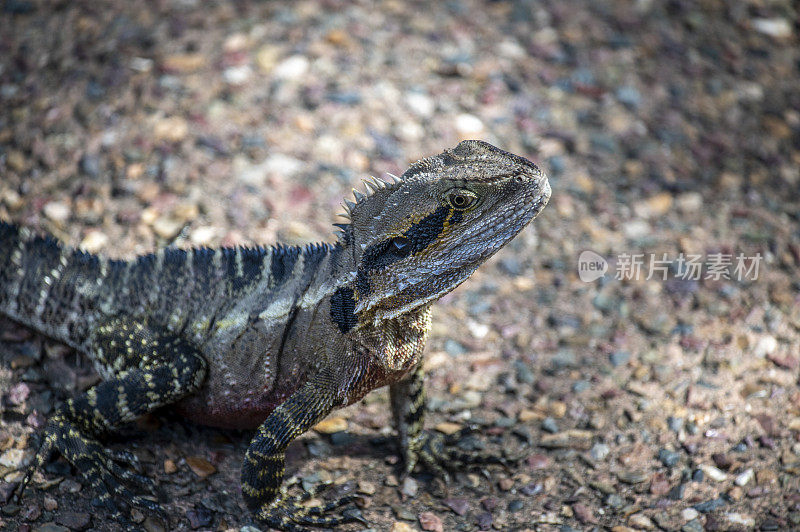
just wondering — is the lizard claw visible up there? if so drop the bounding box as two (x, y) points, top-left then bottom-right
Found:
(256, 481), (367, 531)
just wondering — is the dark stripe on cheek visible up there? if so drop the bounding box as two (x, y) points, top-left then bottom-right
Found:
(356, 206), (452, 296)
(330, 287), (357, 333)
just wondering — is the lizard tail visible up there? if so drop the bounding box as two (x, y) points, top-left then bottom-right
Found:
(0, 220), (109, 348)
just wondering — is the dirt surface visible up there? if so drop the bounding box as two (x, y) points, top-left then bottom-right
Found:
(1, 0), (800, 531)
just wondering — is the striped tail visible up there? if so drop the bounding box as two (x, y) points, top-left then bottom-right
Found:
(0, 220), (106, 347)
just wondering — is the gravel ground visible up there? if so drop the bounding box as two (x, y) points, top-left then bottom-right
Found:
(1, 0), (799, 531)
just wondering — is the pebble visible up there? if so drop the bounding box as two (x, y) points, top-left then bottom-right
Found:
(541, 417), (559, 434)
(389, 522), (416, 532)
(55, 512), (91, 531)
(223, 65), (252, 85)
(475, 511), (492, 530)
(417, 512), (443, 532)
(694, 498), (726, 513)
(681, 520), (703, 532)
(186, 506), (212, 529)
(657, 449), (680, 467)
(572, 503), (597, 524)
(401, 476), (418, 498)
(0, 449), (26, 468)
(313, 417), (347, 434)
(163, 459), (177, 474)
(604, 494), (625, 509)
(434, 422), (462, 435)
(357, 480), (376, 495)
(628, 513), (655, 530)
(43, 496), (57, 511)
(273, 55), (309, 80)
(443, 498), (469, 516)
(79, 231), (108, 253)
(185, 456), (216, 478)
(753, 335), (778, 357)
(735, 468), (754, 486)
(700, 464), (727, 482)
(617, 470), (649, 484)
(43, 202), (70, 224)
(405, 92), (435, 118)
(455, 114), (484, 136)
(751, 18), (792, 39)
(667, 483), (685, 500)
(590, 442), (610, 461)
(681, 508), (699, 521)
(152, 116), (188, 143)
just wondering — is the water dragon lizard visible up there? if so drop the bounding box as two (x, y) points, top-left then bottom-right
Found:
(1, 139), (551, 530)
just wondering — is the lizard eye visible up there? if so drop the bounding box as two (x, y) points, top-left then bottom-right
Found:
(446, 189), (478, 210)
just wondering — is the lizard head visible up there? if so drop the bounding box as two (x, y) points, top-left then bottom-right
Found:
(337, 139), (550, 323)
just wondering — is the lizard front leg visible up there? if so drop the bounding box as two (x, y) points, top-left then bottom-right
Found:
(390, 362), (512, 484)
(14, 318), (207, 522)
(242, 367), (366, 531)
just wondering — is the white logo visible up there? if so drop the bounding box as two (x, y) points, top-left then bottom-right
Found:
(578, 250), (608, 282)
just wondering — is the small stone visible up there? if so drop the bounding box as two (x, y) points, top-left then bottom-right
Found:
(681, 508), (699, 521)
(223, 65), (252, 85)
(401, 476), (418, 498)
(752, 18), (792, 39)
(455, 114), (484, 136)
(711, 453), (732, 470)
(313, 417), (347, 434)
(186, 506), (212, 529)
(617, 470), (649, 484)
(418, 512), (443, 532)
(628, 513), (655, 530)
(657, 449), (680, 467)
(153, 116), (188, 143)
(756, 468), (777, 485)
(185, 456), (216, 478)
(735, 468), (754, 486)
(79, 231), (108, 253)
(541, 417), (559, 434)
(498, 477), (514, 491)
(43, 202), (70, 225)
(526, 454), (549, 469)
(43, 496), (57, 511)
(273, 55), (309, 80)
(700, 464), (727, 482)
(23, 503), (41, 521)
(163, 459), (177, 474)
(152, 217), (183, 240)
(681, 519), (703, 532)
(55, 512), (91, 530)
(255, 46), (280, 73)
(725, 513), (756, 527)
(434, 422), (462, 435)
(590, 442), (610, 461)
(357, 481), (376, 495)
(508, 499), (523, 512)
(604, 494), (624, 509)
(475, 511), (492, 530)
(0, 449), (26, 468)
(6, 382), (30, 406)
(405, 92), (435, 118)
(667, 417), (684, 432)
(753, 336), (778, 358)
(161, 53), (205, 73)
(693, 498), (726, 513)
(389, 522), (416, 532)
(1, 503), (20, 516)
(572, 503), (597, 524)
(443, 498), (469, 516)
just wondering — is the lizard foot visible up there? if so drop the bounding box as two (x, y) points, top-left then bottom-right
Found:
(407, 427), (519, 484)
(13, 412), (164, 523)
(255, 480), (367, 532)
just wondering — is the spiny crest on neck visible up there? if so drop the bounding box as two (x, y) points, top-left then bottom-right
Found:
(333, 173), (403, 244)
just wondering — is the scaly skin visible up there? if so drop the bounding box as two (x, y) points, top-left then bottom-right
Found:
(0, 140), (551, 530)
